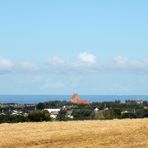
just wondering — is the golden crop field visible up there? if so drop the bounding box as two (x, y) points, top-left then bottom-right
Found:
(0, 119), (148, 148)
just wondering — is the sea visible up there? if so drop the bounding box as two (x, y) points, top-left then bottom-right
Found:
(0, 95), (148, 104)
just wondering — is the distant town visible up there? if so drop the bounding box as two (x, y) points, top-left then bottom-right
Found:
(0, 93), (148, 123)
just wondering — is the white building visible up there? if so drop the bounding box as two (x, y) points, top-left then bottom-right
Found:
(44, 109), (60, 119)
(44, 109), (60, 113)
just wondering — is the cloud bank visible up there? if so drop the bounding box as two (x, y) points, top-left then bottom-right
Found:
(0, 57), (14, 73)
(111, 56), (148, 72)
(1, 53), (148, 93)
(19, 62), (39, 72)
(1, 53), (148, 74)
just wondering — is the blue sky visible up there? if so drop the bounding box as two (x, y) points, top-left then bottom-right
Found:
(0, 0), (148, 95)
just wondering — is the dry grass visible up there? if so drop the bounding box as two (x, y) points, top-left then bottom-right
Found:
(0, 119), (148, 148)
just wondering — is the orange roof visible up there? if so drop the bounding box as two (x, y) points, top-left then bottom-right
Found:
(71, 93), (79, 99)
(76, 100), (89, 105)
(71, 93), (89, 105)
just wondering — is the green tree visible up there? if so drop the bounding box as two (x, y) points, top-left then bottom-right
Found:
(56, 110), (67, 121)
(72, 109), (93, 120)
(36, 102), (45, 110)
(28, 110), (51, 122)
(113, 108), (121, 118)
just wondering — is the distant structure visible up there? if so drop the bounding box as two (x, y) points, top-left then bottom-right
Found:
(44, 109), (60, 119)
(71, 93), (89, 105)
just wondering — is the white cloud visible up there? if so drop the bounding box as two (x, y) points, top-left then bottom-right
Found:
(47, 56), (66, 66)
(113, 56), (127, 65)
(111, 56), (148, 72)
(46, 54), (148, 73)
(0, 57), (14, 72)
(3, 53), (148, 75)
(19, 62), (39, 72)
(130, 59), (148, 71)
(46, 52), (98, 73)
(78, 52), (97, 65)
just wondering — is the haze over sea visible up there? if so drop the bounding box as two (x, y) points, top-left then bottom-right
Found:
(0, 95), (148, 104)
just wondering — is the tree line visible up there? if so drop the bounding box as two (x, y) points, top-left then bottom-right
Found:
(0, 100), (148, 123)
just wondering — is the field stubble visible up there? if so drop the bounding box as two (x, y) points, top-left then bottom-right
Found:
(0, 119), (148, 148)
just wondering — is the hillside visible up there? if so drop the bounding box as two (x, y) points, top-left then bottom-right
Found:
(0, 119), (148, 148)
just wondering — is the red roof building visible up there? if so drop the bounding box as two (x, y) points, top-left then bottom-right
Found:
(71, 93), (89, 105)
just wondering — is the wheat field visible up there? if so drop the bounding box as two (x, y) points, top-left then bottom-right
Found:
(0, 119), (148, 148)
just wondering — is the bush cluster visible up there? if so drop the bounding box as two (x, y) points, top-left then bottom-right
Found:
(0, 110), (51, 123)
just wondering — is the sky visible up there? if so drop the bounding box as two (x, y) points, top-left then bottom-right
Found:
(0, 0), (148, 95)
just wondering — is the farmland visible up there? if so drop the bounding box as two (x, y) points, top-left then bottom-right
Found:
(0, 119), (148, 148)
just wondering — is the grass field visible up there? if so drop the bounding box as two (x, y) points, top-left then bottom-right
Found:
(0, 119), (148, 148)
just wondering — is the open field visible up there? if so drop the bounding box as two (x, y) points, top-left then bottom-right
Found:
(0, 119), (148, 148)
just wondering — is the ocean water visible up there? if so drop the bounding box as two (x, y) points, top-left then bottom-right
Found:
(0, 95), (148, 104)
